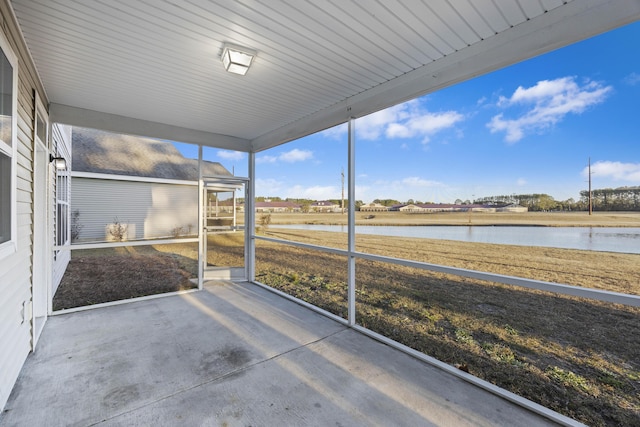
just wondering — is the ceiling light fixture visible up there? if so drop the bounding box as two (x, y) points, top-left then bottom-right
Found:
(221, 43), (256, 75)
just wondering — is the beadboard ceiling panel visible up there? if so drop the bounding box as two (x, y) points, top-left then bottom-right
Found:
(10, 0), (640, 152)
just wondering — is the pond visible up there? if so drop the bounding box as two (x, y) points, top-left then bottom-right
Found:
(271, 224), (640, 254)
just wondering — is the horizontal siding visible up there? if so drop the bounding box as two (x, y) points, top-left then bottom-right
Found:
(72, 178), (199, 241)
(0, 0), (48, 412)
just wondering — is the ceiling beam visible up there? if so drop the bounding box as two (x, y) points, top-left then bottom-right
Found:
(50, 103), (252, 151)
(251, 0), (640, 152)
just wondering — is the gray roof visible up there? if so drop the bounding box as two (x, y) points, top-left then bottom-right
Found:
(72, 127), (231, 181)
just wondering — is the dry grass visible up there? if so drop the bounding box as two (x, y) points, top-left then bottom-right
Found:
(52, 245), (198, 311)
(53, 214), (640, 426)
(254, 229), (640, 427)
(53, 234), (245, 311)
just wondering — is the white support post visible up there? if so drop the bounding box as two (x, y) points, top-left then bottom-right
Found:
(247, 152), (256, 282)
(347, 118), (356, 325)
(197, 145), (204, 290)
(233, 189), (237, 230)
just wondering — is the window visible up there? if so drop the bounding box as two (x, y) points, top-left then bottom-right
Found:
(0, 33), (17, 258)
(55, 173), (69, 248)
(0, 152), (10, 243)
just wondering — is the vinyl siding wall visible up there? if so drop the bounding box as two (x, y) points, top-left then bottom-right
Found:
(0, 0), (48, 411)
(72, 177), (198, 241)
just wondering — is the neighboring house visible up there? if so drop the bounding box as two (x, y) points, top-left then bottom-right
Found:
(255, 201), (301, 213)
(71, 127), (232, 242)
(359, 203), (389, 212)
(469, 205), (498, 213)
(390, 203), (505, 213)
(392, 204), (421, 212)
(498, 204), (529, 213)
(416, 203), (458, 213)
(310, 200), (341, 213)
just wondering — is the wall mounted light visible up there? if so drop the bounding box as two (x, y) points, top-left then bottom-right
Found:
(49, 154), (67, 170)
(221, 43), (256, 75)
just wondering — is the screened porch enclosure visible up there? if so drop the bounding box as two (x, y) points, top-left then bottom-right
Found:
(53, 129), (249, 310)
(3, 0), (640, 425)
(202, 178), (248, 281)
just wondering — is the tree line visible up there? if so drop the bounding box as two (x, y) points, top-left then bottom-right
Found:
(579, 186), (640, 211)
(253, 187), (640, 212)
(476, 186), (640, 212)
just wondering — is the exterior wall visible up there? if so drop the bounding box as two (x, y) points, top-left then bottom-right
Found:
(71, 177), (198, 241)
(310, 202), (340, 212)
(471, 207), (497, 213)
(0, 0), (48, 412)
(255, 202), (301, 213)
(398, 204), (420, 212)
(359, 204), (388, 212)
(497, 205), (528, 213)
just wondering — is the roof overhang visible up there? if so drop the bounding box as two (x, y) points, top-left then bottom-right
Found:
(50, 103), (251, 151)
(10, 0), (640, 152)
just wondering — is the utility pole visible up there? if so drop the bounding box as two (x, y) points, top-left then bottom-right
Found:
(588, 158), (593, 215)
(341, 167), (345, 214)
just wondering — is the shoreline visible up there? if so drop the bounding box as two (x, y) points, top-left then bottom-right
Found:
(275, 222), (639, 227)
(263, 211), (640, 228)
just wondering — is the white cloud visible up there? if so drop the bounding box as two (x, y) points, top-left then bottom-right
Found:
(356, 176), (449, 203)
(280, 148), (313, 163)
(359, 100), (464, 143)
(256, 155), (277, 164)
(516, 178), (527, 186)
(256, 149), (313, 164)
(623, 72), (640, 86)
(488, 76), (612, 143)
(357, 103), (411, 140)
(322, 99), (464, 144)
(255, 178), (285, 196)
(321, 123), (348, 139)
(401, 176), (445, 188)
(256, 179), (340, 199)
(583, 161), (640, 181)
(217, 150), (245, 160)
(283, 185), (339, 200)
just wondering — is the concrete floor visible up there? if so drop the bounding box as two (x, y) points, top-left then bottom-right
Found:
(2, 281), (566, 426)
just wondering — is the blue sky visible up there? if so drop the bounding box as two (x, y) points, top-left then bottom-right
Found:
(184, 21), (640, 203)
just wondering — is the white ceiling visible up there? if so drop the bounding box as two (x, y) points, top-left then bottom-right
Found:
(10, 0), (640, 152)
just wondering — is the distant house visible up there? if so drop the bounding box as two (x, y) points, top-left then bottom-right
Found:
(417, 203), (458, 212)
(390, 203), (507, 213)
(71, 127), (232, 242)
(469, 205), (497, 213)
(255, 201), (301, 213)
(310, 200), (341, 213)
(359, 202), (389, 212)
(392, 204), (422, 212)
(498, 204), (529, 213)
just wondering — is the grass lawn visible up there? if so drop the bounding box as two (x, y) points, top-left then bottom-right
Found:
(54, 212), (640, 426)
(253, 228), (640, 427)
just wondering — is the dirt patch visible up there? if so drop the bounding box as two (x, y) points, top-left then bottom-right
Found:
(53, 234), (243, 311)
(53, 245), (197, 311)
